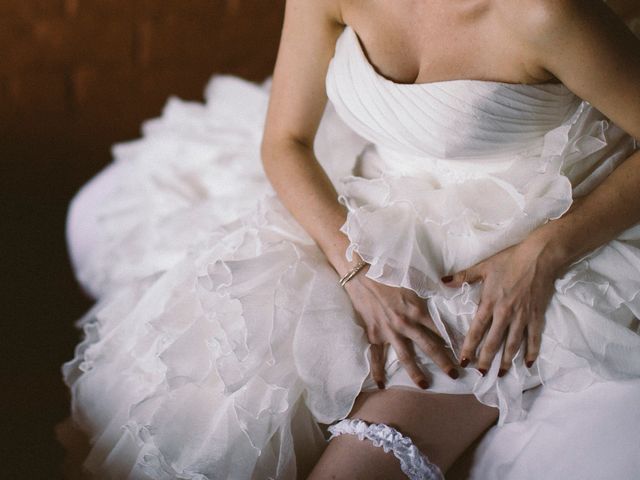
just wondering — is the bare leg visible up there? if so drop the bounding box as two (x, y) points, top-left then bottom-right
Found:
(307, 387), (499, 479)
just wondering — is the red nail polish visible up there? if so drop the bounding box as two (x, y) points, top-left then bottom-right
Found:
(498, 368), (507, 377)
(441, 275), (453, 283)
(460, 357), (469, 368)
(448, 368), (459, 379)
(377, 381), (385, 390)
(419, 379), (429, 389)
(526, 360), (534, 368)
(478, 368), (487, 376)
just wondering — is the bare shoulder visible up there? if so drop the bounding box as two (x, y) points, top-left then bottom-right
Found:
(283, 0), (344, 26)
(494, 0), (635, 50)
(494, 0), (600, 41)
(494, 0), (640, 141)
(277, 0), (344, 46)
(261, 0), (344, 149)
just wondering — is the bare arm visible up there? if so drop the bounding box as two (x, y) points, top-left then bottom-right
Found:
(260, 0), (459, 388)
(260, 0), (357, 277)
(447, 0), (640, 376)
(508, 0), (640, 273)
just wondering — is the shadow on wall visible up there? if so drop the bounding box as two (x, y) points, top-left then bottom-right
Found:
(1, 1), (284, 477)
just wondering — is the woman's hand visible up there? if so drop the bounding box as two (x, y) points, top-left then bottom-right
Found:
(343, 261), (460, 390)
(442, 237), (566, 377)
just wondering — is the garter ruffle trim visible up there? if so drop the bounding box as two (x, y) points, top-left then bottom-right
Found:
(327, 418), (445, 480)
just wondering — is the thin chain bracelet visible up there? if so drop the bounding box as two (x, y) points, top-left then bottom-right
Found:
(338, 259), (368, 287)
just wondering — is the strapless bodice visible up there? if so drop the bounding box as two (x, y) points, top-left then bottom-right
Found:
(325, 25), (582, 161)
(323, 23), (637, 302)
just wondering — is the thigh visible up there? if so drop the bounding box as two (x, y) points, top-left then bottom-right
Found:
(309, 387), (499, 479)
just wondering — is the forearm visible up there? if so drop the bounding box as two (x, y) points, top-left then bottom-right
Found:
(526, 148), (640, 274)
(261, 139), (361, 277)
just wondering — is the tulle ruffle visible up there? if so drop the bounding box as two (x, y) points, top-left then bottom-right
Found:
(63, 193), (374, 479)
(336, 99), (640, 425)
(63, 69), (640, 477)
(337, 99), (636, 295)
(68, 75), (368, 299)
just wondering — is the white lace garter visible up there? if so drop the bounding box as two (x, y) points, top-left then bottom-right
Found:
(326, 418), (445, 480)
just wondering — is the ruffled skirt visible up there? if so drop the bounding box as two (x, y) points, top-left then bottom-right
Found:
(63, 74), (640, 479)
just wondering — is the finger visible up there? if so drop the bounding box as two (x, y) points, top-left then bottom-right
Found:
(460, 299), (493, 367)
(365, 320), (384, 346)
(409, 298), (445, 340)
(369, 343), (387, 389)
(476, 304), (513, 375)
(441, 264), (483, 288)
(386, 328), (430, 389)
(364, 317), (387, 388)
(498, 316), (527, 377)
(525, 319), (543, 368)
(403, 323), (459, 379)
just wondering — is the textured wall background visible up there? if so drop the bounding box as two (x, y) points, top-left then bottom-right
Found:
(1, 1), (284, 477)
(2, 0), (284, 172)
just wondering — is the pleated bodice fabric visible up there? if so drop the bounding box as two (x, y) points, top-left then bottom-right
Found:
(326, 25), (581, 160)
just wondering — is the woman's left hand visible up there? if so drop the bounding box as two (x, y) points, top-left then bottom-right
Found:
(441, 237), (566, 377)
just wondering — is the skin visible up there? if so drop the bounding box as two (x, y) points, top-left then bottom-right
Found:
(260, 0), (640, 477)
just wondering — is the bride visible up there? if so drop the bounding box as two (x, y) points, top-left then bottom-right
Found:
(62, 0), (640, 478)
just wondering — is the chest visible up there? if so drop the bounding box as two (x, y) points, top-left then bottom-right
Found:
(325, 25), (581, 160)
(339, 0), (548, 85)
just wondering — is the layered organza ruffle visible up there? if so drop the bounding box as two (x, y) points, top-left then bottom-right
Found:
(63, 192), (377, 479)
(66, 75), (368, 299)
(63, 75), (375, 479)
(337, 98), (640, 424)
(63, 40), (640, 480)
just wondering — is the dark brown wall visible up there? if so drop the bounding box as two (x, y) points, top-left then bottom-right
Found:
(2, 0), (284, 160)
(1, 1), (285, 476)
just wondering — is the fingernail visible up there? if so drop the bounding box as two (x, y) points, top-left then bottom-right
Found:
(526, 360), (534, 368)
(419, 379), (429, 389)
(448, 368), (459, 379)
(498, 368), (507, 378)
(478, 368), (487, 376)
(441, 275), (453, 283)
(460, 357), (470, 368)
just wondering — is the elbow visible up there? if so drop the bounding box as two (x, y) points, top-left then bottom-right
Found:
(260, 136), (290, 184)
(260, 138), (281, 181)
(260, 137), (278, 168)
(260, 135), (314, 171)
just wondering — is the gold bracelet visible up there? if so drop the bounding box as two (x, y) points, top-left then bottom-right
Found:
(338, 259), (368, 287)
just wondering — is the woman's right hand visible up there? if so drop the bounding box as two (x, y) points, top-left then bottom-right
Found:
(342, 260), (460, 390)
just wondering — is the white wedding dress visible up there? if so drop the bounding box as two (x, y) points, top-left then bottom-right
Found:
(63, 24), (640, 479)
